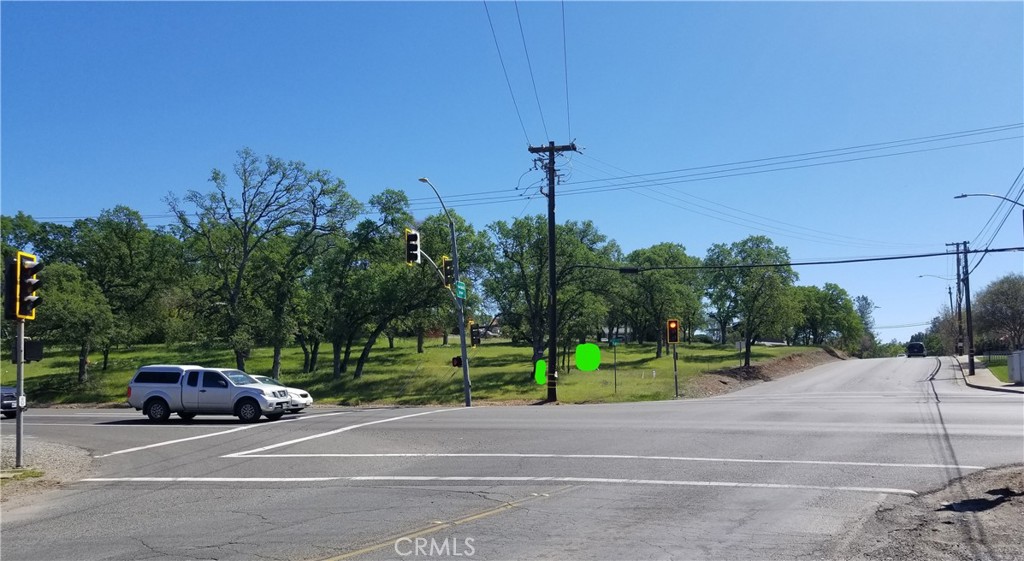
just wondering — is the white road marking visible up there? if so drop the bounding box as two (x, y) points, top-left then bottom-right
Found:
(230, 452), (985, 470)
(83, 477), (339, 482)
(79, 475), (918, 496)
(95, 411), (351, 458)
(222, 408), (461, 458)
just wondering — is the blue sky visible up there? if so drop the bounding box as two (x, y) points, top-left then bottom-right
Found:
(2, 1), (1022, 344)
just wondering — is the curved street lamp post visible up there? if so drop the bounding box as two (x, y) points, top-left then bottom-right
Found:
(419, 178), (472, 407)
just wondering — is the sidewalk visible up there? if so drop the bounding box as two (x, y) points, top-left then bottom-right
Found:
(954, 356), (1024, 394)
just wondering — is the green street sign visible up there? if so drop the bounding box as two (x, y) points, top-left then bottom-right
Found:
(455, 281), (466, 299)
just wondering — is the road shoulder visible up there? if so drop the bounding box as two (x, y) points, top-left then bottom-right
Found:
(830, 464), (1024, 561)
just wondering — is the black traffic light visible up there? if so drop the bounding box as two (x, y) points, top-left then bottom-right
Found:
(666, 319), (680, 344)
(405, 228), (421, 265)
(470, 322), (481, 347)
(442, 256), (454, 288)
(16, 251), (43, 320)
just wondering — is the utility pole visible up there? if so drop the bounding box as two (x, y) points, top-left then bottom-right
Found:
(962, 241), (976, 376)
(528, 140), (577, 402)
(947, 242), (964, 355)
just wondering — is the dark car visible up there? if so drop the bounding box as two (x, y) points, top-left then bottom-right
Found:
(906, 342), (927, 357)
(1, 386), (18, 418)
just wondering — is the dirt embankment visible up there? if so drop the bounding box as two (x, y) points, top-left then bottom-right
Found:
(685, 347), (848, 399)
(833, 465), (1024, 561)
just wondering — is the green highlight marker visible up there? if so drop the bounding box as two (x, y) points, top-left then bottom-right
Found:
(575, 343), (601, 372)
(534, 360), (547, 385)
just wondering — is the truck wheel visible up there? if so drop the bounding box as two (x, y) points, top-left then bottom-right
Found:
(265, 412), (284, 422)
(236, 398), (261, 423)
(145, 398), (170, 422)
(178, 412), (196, 421)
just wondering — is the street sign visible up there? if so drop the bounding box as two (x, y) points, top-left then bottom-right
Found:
(610, 337), (623, 347)
(455, 281), (466, 299)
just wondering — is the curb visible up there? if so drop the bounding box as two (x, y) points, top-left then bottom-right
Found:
(952, 356), (1024, 395)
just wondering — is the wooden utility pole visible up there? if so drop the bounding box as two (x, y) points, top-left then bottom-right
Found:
(528, 141), (577, 402)
(962, 241), (976, 376)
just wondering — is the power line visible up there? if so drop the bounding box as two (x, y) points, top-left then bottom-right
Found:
(513, 0), (548, 141)
(483, 0), (531, 146)
(571, 152), (931, 251)
(968, 167), (1024, 274)
(563, 123), (1021, 188)
(571, 246), (1023, 273)
(558, 135), (1022, 197)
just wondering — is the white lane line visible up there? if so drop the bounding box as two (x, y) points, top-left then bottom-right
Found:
(83, 477), (339, 482)
(79, 475), (917, 496)
(223, 409), (462, 458)
(229, 452), (985, 470)
(95, 412), (351, 458)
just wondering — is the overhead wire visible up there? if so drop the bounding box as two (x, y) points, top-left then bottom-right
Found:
(558, 133), (1022, 197)
(562, 123), (1021, 188)
(571, 151), (933, 250)
(968, 166), (1023, 250)
(483, 0), (532, 146)
(967, 167), (1024, 274)
(513, 0), (549, 141)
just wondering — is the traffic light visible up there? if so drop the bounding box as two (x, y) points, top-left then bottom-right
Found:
(404, 228), (421, 265)
(666, 319), (679, 344)
(442, 256), (454, 288)
(15, 251), (43, 320)
(470, 321), (481, 347)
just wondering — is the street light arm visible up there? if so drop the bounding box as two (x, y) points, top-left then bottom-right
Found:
(419, 177), (455, 226)
(954, 193), (1024, 208)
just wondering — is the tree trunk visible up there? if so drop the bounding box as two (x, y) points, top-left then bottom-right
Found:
(299, 337), (310, 372)
(234, 348), (246, 372)
(442, 331), (450, 346)
(743, 324), (753, 367)
(78, 342), (90, 383)
(310, 340), (320, 372)
(332, 338), (343, 380)
(102, 347), (110, 371)
(354, 326), (386, 379)
(417, 329), (425, 353)
(387, 333), (395, 349)
(271, 345), (283, 378)
(342, 335), (355, 374)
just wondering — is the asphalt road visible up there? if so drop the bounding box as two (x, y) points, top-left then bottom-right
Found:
(2, 357), (1022, 561)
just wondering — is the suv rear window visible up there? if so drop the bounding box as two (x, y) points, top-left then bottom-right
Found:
(133, 371), (181, 384)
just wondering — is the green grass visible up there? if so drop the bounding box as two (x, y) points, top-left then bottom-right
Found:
(0, 468), (45, 485)
(0, 339), (818, 406)
(982, 356), (1011, 383)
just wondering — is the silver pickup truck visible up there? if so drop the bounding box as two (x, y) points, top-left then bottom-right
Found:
(127, 364), (290, 422)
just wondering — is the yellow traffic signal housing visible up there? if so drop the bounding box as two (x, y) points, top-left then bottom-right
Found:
(666, 319), (680, 344)
(15, 251), (43, 320)
(404, 228), (421, 265)
(442, 256), (454, 288)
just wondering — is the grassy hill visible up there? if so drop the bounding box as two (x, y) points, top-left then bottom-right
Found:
(0, 339), (819, 406)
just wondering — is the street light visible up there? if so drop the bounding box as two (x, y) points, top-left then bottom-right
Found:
(954, 193), (1024, 246)
(419, 177), (471, 407)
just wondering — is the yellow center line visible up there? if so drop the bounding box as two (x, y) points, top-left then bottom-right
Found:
(316, 485), (576, 561)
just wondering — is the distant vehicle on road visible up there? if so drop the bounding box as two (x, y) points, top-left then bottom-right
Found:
(127, 365), (290, 423)
(906, 342), (927, 357)
(1, 386), (18, 418)
(250, 375), (313, 414)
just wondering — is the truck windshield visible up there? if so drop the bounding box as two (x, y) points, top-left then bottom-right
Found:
(223, 370), (258, 385)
